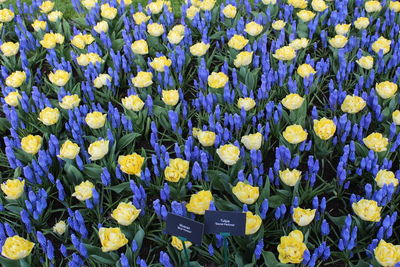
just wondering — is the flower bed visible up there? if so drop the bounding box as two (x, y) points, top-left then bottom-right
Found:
(0, 0), (400, 266)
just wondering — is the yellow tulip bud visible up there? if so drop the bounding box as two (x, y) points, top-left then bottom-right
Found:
(375, 170), (398, 188)
(21, 135), (42, 155)
(352, 199), (381, 222)
(93, 74), (112, 88)
(234, 51), (253, 68)
(131, 40), (149, 55)
(122, 95), (145, 111)
(232, 182), (259, 204)
(85, 111), (107, 129)
(288, 0), (308, 8)
(100, 3), (117, 19)
(162, 89), (179, 106)
(4, 91), (21, 106)
(341, 95), (366, 114)
(88, 139), (109, 160)
(277, 230), (307, 263)
(363, 132), (389, 152)
(281, 93), (304, 110)
(329, 35), (348, 48)
(0, 42), (19, 56)
(297, 63), (316, 78)
(292, 207), (316, 226)
(222, 4), (237, 18)
(39, 1), (54, 13)
(208, 72), (229, 88)
(272, 20), (286, 30)
(48, 70), (70, 87)
(31, 20), (47, 31)
(283, 125), (308, 144)
(99, 227), (128, 252)
(365, 0), (382, 12)
(335, 24), (351, 35)
(374, 240), (400, 267)
(59, 94), (80, 109)
(118, 153), (145, 176)
(190, 42), (210, 56)
(313, 117), (336, 140)
(171, 236), (192, 250)
(132, 12), (150, 24)
(216, 144), (240, 165)
(72, 181), (94, 201)
(372, 36), (391, 54)
(0, 8), (14, 23)
(356, 56), (374, 70)
(48, 11), (63, 22)
(354, 17), (369, 29)
(186, 190), (212, 215)
(245, 211), (262, 235)
(297, 10), (316, 22)
(94, 20), (109, 33)
(241, 132), (262, 150)
(273, 46), (296, 61)
(244, 21), (263, 36)
(38, 107), (60, 126)
(111, 202), (141, 226)
(289, 38), (309, 50)
(150, 56), (172, 72)
(1, 179), (25, 200)
(393, 110), (400, 125)
(197, 130), (216, 147)
(228, 34), (249, 50)
(6, 71), (26, 88)
(1, 236), (34, 260)
(53, 220), (67, 235)
(375, 81), (398, 99)
(132, 72), (153, 88)
(147, 23), (165, 37)
(58, 140), (80, 159)
(237, 97), (256, 111)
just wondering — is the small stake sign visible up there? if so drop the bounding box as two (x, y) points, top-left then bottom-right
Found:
(165, 213), (205, 267)
(204, 210), (246, 235)
(165, 213), (204, 245)
(204, 210), (246, 267)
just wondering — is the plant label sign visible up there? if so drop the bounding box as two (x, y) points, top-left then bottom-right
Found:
(204, 211), (246, 236)
(165, 213), (204, 245)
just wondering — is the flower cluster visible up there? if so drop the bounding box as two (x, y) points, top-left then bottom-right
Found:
(0, 0), (399, 266)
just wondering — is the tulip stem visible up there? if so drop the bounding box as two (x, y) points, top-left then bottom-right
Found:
(220, 232), (230, 267)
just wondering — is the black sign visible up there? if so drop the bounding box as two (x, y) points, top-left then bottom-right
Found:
(204, 210), (246, 236)
(165, 213), (204, 245)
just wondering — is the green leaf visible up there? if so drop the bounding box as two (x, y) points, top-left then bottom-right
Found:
(262, 251), (294, 267)
(235, 254), (244, 266)
(83, 164), (103, 180)
(268, 193), (290, 208)
(328, 215), (347, 227)
(354, 260), (373, 267)
(0, 118), (11, 134)
(117, 133), (141, 151)
(108, 182), (131, 193)
(5, 205), (23, 214)
(112, 39), (124, 51)
(354, 142), (369, 157)
(209, 31), (225, 40)
(90, 255), (116, 265)
(64, 163), (84, 183)
(85, 244), (117, 265)
(0, 256), (18, 267)
(134, 226), (145, 251)
(214, 197), (240, 211)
